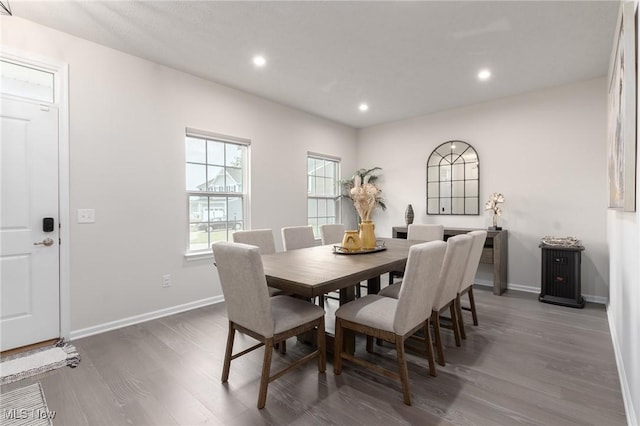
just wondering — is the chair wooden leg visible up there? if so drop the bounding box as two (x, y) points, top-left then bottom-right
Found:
(395, 336), (412, 406)
(450, 303), (461, 347)
(423, 320), (437, 377)
(279, 339), (287, 354)
(355, 284), (361, 298)
(432, 310), (445, 366)
(258, 338), (274, 409)
(333, 318), (344, 375)
(317, 318), (326, 373)
(366, 335), (374, 353)
(468, 287), (478, 326)
(456, 294), (466, 340)
(318, 295), (325, 309)
(222, 322), (235, 383)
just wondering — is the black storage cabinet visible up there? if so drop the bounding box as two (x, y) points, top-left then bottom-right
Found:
(539, 243), (585, 308)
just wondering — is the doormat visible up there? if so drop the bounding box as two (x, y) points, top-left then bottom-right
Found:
(0, 341), (80, 385)
(0, 382), (54, 426)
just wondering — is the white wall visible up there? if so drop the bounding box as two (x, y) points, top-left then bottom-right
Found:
(605, 2), (640, 421)
(1, 17), (357, 332)
(608, 208), (639, 425)
(357, 78), (609, 300)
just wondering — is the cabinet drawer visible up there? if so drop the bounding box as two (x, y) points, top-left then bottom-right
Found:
(480, 247), (494, 264)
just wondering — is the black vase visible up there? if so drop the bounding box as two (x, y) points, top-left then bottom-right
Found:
(405, 204), (414, 225)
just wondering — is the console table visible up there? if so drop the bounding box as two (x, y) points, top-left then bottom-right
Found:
(392, 226), (508, 295)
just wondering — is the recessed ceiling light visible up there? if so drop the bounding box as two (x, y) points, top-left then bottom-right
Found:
(253, 55), (266, 67)
(358, 103), (369, 112)
(478, 69), (491, 81)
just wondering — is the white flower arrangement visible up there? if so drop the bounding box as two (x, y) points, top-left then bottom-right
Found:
(485, 192), (505, 228)
(485, 192), (505, 216)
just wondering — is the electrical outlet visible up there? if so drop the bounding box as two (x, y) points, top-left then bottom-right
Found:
(77, 208), (95, 223)
(162, 274), (171, 288)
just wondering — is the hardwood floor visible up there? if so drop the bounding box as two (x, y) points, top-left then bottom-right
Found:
(1, 287), (626, 425)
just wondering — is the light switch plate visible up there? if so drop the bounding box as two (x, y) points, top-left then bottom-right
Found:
(77, 208), (95, 223)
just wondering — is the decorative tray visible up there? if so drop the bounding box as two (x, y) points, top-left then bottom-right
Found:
(333, 242), (387, 255)
(540, 236), (581, 246)
(539, 236), (584, 249)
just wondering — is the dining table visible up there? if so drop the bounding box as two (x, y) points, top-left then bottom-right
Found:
(261, 237), (419, 354)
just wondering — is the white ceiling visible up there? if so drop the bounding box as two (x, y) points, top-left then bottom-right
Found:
(10, 1), (620, 128)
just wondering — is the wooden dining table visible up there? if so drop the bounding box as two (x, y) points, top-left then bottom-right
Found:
(261, 237), (419, 353)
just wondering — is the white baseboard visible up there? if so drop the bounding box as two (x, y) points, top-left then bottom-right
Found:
(607, 306), (638, 426)
(475, 280), (607, 304)
(70, 296), (224, 341)
(582, 294), (609, 304)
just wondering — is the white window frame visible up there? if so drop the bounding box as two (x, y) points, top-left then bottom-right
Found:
(307, 152), (341, 239)
(185, 128), (250, 257)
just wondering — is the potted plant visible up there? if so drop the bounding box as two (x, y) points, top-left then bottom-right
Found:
(341, 167), (387, 249)
(340, 167), (387, 221)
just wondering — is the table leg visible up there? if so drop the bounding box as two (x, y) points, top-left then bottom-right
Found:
(367, 275), (381, 295)
(339, 286), (356, 355)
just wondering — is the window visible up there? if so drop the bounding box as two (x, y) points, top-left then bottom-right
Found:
(0, 60), (55, 102)
(307, 153), (340, 238)
(186, 129), (249, 253)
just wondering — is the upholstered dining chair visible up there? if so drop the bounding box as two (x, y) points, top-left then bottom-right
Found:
(319, 224), (347, 304)
(281, 225), (323, 308)
(212, 241), (326, 409)
(281, 225), (316, 251)
(319, 223), (346, 245)
(389, 224), (445, 284)
(320, 223), (369, 299)
(232, 229), (284, 297)
(456, 230), (487, 339)
(408, 223), (445, 241)
(232, 229), (277, 254)
(379, 233), (472, 368)
(431, 233), (472, 366)
(334, 240), (446, 405)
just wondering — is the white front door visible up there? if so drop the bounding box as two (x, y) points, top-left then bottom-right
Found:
(1, 97), (60, 351)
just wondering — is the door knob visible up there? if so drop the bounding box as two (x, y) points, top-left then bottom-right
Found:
(34, 238), (55, 247)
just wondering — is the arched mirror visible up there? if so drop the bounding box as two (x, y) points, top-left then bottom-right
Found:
(426, 140), (479, 215)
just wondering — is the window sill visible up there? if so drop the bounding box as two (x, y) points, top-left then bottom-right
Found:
(184, 250), (214, 262)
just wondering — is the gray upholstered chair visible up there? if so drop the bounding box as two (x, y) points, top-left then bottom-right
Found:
(281, 225), (322, 307)
(212, 241), (326, 409)
(319, 223), (346, 245)
(281, 225), (316, 251)
(379, 233), (473, 367)
(320, 223), (368, 299)
(389, 224), (445, 284)
(334, 240), (446, 405)
(431, 233), (472, 366)
(319, 224), (347, 303)
(456, 230), (487, 339)
(408, 223), (445, 241)
(232, 229), (284, 297)
(232, 229), (277, 254)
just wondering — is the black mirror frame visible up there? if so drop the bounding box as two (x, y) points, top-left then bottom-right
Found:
(426, 140), (480, 215)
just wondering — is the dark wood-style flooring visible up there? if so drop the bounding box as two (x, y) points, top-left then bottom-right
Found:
(1, 287), (626, 425)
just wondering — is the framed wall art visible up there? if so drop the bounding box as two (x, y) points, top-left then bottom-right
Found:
(608, 1), (637, 212)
